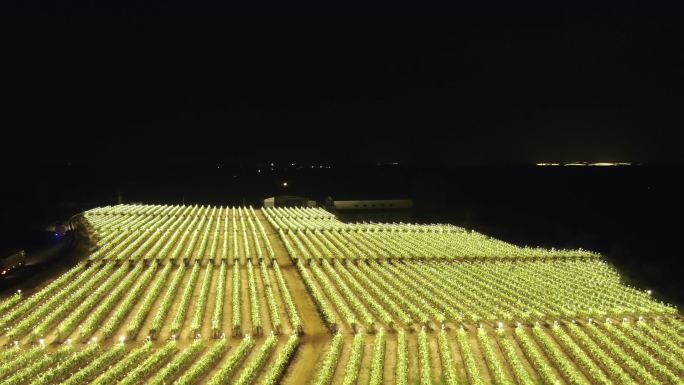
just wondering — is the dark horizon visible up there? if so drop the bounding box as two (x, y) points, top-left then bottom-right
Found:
(2, 163), (683, 306)
(2, 14), (684, 167)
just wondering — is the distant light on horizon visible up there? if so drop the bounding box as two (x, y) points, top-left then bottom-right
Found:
(590, 162), (632, 166)
(537, 162), (632, 167)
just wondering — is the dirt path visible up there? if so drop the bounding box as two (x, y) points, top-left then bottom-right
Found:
(266, 262), (293, 333)
(466, 327), (494, 384)
(255, 209), (330, 385)
(407, 328), (420, 383)
(356, 335), (374, 384)
(201, 260), (220, 339)
(384, 331), (399, 384)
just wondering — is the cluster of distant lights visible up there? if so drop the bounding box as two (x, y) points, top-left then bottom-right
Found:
(255, 162), (332, 174)
(536, 162), (632, 167)
(1, 263), (24, 276)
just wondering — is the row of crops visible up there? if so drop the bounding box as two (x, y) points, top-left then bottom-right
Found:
(266, 207), (675, 332)
(0, 221), (301, 345)
(85, 204), (275, 263)
(263, 207), (683, 384)
(0, 203), (681, 384)
(0, 335), (301, 385)
(263, 207), (600, 260)
(286, 257), (675, 331)
(0, 204), (308, 384)
(312, 318), (684, 385)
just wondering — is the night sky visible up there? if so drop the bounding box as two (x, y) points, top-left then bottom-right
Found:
(3, 7), (683, 167)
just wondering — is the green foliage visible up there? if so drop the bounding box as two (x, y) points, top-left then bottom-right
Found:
(205, 336), (255, 385)
(233, 335), (278, 385)
(342, 332), (364, 385)
(262, 334), (301, 385)
(313, 333), (344, 385)
(368, 328), (386, 385)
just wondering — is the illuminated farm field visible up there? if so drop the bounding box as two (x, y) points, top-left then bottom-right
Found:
(0, 204), (682, 385)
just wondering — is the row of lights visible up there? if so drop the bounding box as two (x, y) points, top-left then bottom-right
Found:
(14, 315), (655, 352)
(1, 263), (24, 276)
